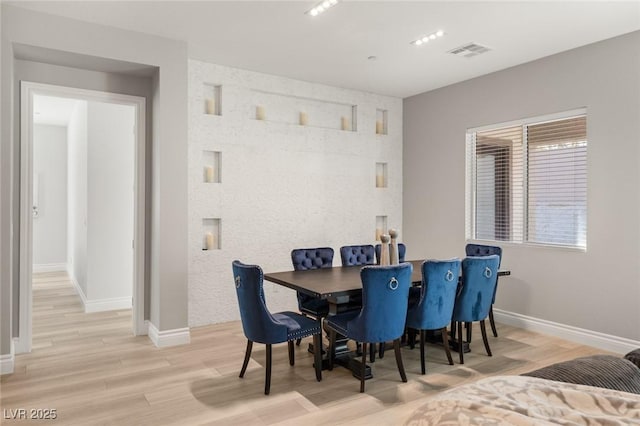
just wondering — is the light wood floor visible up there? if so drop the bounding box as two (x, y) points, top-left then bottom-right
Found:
(1, 272), (609, 425)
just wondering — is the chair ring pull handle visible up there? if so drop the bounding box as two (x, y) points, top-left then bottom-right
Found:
(388, 277), (399, 291)
(235, 276), (241, 288)
(445, 270), (454, 282)
(484, 267), (492, 278)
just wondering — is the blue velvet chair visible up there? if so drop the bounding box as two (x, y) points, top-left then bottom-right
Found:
(326, 263), (412, 392)
(406, 259), (461, 374)
(374, 243), (406, 264)
(340, 245), (375, 266)
(451, 255), (500, 364)
(465, 244), (503, 338)
(232, 260), (323, 395)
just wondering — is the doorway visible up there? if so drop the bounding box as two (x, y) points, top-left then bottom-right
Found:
(17, 82), (146, 353)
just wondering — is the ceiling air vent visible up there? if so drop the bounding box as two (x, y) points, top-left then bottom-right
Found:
(448, 43), (491, 58)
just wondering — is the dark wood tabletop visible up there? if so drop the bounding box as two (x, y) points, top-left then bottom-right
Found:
(264, 260), (510, 300)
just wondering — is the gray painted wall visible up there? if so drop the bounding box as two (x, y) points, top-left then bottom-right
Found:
(403, 31), (640, 341)
(1, 5), (188, 356)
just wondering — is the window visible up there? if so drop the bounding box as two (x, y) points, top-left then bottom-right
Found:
(466, 111), (587, 249)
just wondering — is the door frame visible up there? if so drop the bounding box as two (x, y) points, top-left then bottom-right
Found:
(16, 81), (147, 353)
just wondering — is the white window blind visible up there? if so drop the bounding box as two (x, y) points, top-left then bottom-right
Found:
(466, 113), (587, 249)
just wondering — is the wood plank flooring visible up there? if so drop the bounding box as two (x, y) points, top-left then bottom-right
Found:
(0, 272), (610, 425)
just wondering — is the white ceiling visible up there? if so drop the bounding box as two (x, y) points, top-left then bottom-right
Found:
(33, 95), (79, 126)
(9, 1), (640, 98)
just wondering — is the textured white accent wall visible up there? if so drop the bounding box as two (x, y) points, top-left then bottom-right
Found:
(33, 124), (68, 266)
(188, 60), (403, 327)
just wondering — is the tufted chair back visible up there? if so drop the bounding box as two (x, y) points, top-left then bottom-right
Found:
(452, 255), (500, 323)
(465, 244), (502, 267)
(340, 245), (375, 266)
(232, 260), (288, 344)
(375, 243), (407, 264)
(291, 247), (334, 271)
(346, 263), (412, 343)
(407, 259), (461, 331)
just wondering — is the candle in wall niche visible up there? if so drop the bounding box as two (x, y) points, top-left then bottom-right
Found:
(299, 112), (308, 126)
(205, 232), (215, 250)
(256, 105), (266, 120)
(341, 116), (350, 131)
(376, 173), (384, 188)
(376, 120), (384, 135)
(204, 166), (214, 183)
(375, 228), (383, 241)
(205, 98), (216, 115)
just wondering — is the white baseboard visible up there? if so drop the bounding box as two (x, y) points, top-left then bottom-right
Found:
(0, 340), (15, 375)
(493, 308), (640, 354)
(68, 274), (131, 313)
(33, 263), (67, 273)
(148, 322), (190, 348)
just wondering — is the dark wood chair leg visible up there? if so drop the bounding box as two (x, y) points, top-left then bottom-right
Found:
(265, 344), (272, 395)
(313, 333), (322, 382)
(489, 306), (498, 337)
(296, 338), (301, 346)
(379, 342), (385, 359)
(458, 321), (464, 364)
(288, 340), (295, 366)
(360, 342), (367, 393)
(394, 339), (407, 383)
(450, 321), (456, 341)
(239, 339), (253, 378)
(466, 321), (472, 343)
(408, 328), (417, 349)
(328, 329), (336, 371)
(419, 329), (426, 374)
(480, 320), (492, 357)
(441, 327), (453, 365)
(369, 343), (376, 363)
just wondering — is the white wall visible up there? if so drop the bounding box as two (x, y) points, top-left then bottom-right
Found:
(188, 60), (403, 326)
(85, 101), (134, 304)
(67, 101), (88, 295)
(32, 124), (67, 268)
(403, 31), (640, 344)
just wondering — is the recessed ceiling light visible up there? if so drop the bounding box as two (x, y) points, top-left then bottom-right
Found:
(411, 30), (446, 46)
(306, 0), (340, 16)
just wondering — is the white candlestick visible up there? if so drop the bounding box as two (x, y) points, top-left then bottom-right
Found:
(204, 166), (214, 183)
(206, 98), (216, 115)
(205, 232), (215, 250)
(376, 174), (384, 188)
(341, 116), (349, 131)
(376, 120), (384, 134)
(299, 112), (308, 126)
(256, 105), (265, 120)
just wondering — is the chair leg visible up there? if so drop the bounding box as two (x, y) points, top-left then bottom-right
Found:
(441, 327), (453, 365)
(360, 343), (367, 393)
(328, 329), (336, 371)
(450, 321), (456, 340)
(288, 340), (295, 366)
(466, 321), (472, 343)
(408, 328), (417, 349)
(489, 306), (498, 337)
(458, 322), (464, 365)
(239, 339), (253, 378)
(296, 338), (301, 346)
(480, 320), (492, 357)
(265, 344), (272, 395)
(369, 343), (376, 363)
(313, 333), (322, 382)
(419, 329), (426, 375)
(394, 339), (407, 383)
(379, 342), (385, 359)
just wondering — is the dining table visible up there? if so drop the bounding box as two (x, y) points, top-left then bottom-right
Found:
(264, 260), (511, 379)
